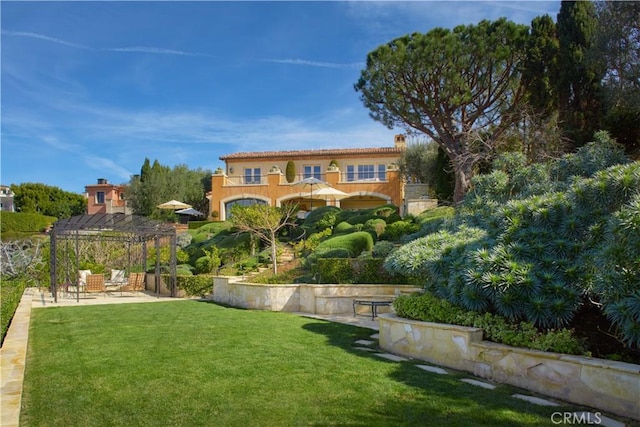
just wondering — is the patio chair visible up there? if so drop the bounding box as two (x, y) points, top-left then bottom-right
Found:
(108, 269), (127, 285)
(85, 274), (106, 295)
(78, 269), (92, 287)
(121, 272), (145, 293)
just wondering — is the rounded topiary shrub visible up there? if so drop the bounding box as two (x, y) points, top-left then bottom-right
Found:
(286, 160), (296, 183)
(315, 231), (374, 257)
(303, 206), (339, 232)
(346, 213), (376, 226)
(381, 220), (420, 241)
(372, 204), (398, 218)
(177, 267), (194, 276)
(316, 248), (351, 258)
(333, 221), (355, 235)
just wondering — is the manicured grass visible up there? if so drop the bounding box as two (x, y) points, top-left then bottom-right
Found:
(22, 301), (581, 426)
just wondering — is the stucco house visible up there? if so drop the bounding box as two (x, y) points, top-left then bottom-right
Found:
(85, 178), (130, 215)
(208, 135), (432, 221)
(0, 185), (15, 212)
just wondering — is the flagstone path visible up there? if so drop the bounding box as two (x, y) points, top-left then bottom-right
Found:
(348, 330), (626, 427)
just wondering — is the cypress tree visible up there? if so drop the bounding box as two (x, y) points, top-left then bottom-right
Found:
(556, 0), (604, 148)
(523, 14), (559, 118)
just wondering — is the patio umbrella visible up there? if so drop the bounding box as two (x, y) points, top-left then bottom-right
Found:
(311, 187), (348, 200)
(291, 177), (331, 211)
(175, 207), (204, 217)
(157, 200), (192, 210)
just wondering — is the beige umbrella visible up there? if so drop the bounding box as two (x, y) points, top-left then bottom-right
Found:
(311, 187), (348, 200)
(291, 177), (331, 211)
(157, 200), (192, 210)
(311, 187), (348, 207)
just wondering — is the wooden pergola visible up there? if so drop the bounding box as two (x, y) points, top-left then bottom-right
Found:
(49, 213), (177, 302)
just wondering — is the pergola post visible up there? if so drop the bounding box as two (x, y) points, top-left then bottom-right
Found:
(155, 237), (161, 295)
(50, 233), (57, 303)
(170, 234), (177, 297)
(49, 214), (177, 302)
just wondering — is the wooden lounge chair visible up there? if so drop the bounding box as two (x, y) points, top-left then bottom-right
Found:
(85, 274), (106, 295)
(121, 272), (145, 293)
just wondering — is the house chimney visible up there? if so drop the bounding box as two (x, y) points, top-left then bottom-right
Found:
(394, 134), (406, 149)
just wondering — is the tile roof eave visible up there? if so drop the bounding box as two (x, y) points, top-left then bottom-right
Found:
(219, 146), (403, 161)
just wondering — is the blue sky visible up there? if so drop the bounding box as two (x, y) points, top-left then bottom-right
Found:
(1, 1), (560, 195)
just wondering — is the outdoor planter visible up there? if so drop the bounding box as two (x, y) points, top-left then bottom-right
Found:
(378, 314), (640, 421)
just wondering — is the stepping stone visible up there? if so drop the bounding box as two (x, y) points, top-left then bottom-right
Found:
(416, 364), (448, 375)
(512, 394), (560, 406)
(369, 333), (380, 339)
(460, 378), (496, 390)
(353, 347), (376, 352)
(374, 353), (408, 362)
(354, 339), (375, 346)
(564, 412), (625, 427)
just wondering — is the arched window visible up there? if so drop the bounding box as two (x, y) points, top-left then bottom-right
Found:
(225, 198), (268, 218)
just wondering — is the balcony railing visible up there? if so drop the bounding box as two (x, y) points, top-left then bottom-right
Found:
(221, 176), (267, 186)
(218, 172), (389, 187)
(339, 173), (387, 183)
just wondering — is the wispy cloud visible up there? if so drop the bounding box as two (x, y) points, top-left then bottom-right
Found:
(85, 155), (133, 181)
(3, 29), (360, 68)
(41, 135), (79, 152)
(261, 58), (364, 69)
(103, 46), (215, 57)
(2, 29), (214, 58)
(1, 30), (89, 49)
(483, 1), (558, 16)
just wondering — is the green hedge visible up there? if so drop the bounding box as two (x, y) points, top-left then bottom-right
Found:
(381, 220), (419, 241)
(175, 274), (214, 297)
(188, 221), (214, 230)
(1, 212), (57, 234)
(314, 258), (406, 284)
(1, 279), (27, 345)
(394, 292), (587, 355)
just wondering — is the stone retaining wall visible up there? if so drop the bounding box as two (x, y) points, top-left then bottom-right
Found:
(378, 314), (640, 421)
(212, 278), (419, 315)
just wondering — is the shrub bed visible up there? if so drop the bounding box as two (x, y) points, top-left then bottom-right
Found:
(314, 258), (406, 284)
(1, 278), (27, 345)
(386, 133), (640, 351)
(394, 292), (587, 355)
(171, 274), (214, 297)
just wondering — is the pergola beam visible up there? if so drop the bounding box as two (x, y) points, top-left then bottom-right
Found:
(49, 213), (177, 302)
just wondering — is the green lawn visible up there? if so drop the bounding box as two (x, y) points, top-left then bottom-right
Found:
(22, 301), (582, 426)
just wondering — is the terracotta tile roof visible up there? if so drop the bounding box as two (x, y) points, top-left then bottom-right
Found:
(220, 146), (403, 161)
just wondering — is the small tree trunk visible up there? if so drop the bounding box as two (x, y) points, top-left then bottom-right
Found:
(452, 158), (474, 205)
(270, 231), (278, 275)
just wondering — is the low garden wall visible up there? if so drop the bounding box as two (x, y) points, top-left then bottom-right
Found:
(378, 314), (640, 421)
(212, 277), (419, 315)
